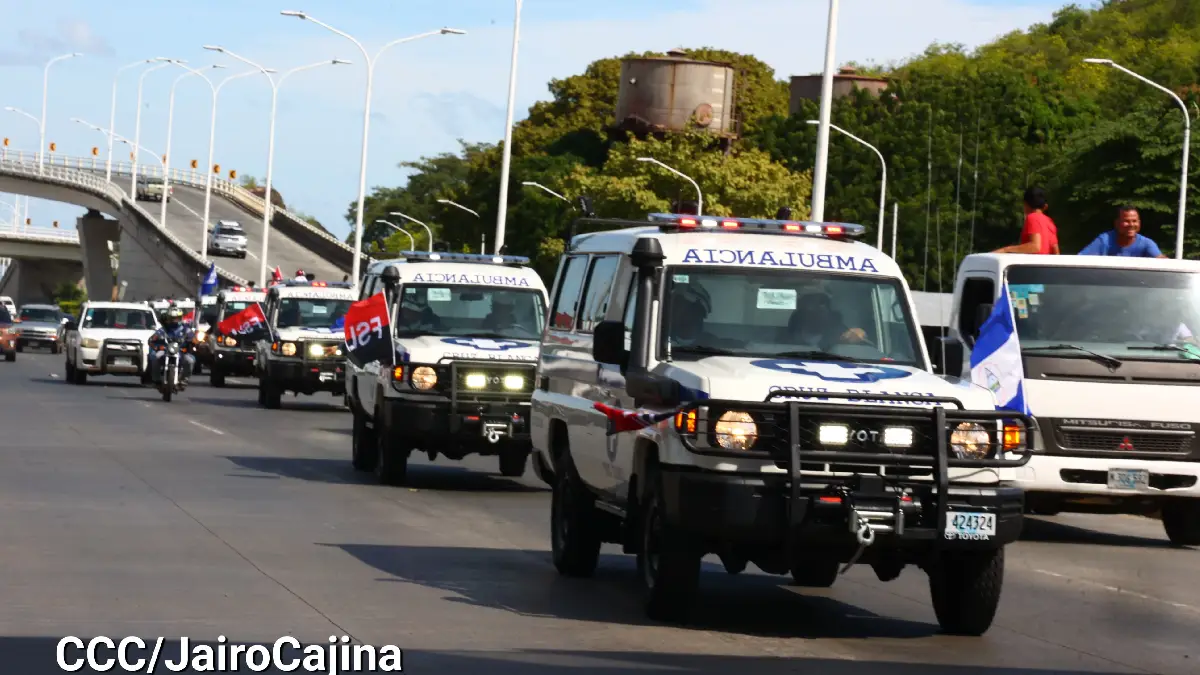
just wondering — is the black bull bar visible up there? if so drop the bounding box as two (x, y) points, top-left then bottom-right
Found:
(674, 390), (1037, 543)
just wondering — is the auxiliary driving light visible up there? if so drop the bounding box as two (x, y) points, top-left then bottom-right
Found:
(464, 373), (487, 389)
(307, 343), (324, 358)
(818, 423), (849, 446)
(882, 426), (914, 448)
(502, 374), (524, 390)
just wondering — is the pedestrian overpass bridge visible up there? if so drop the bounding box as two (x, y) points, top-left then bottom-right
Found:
(0, 150), (365, 305)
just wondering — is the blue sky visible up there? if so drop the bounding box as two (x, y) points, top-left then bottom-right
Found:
(0, 0), (1067, 238)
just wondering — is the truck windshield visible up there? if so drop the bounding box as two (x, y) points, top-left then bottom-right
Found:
(1007, 265), (1200, 360)
(19, 307), (59, 322)
(82, 308), (156, 330)
(277, 298), (351, 330)
(216, 225), (242, 236)
(394, 284), (546, 341)
(660, 267), (921, 365)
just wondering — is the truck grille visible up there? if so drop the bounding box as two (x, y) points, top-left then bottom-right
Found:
(1059, 429), (1192, 456)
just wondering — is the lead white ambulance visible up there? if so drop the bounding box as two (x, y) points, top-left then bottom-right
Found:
(348, 251), (549, 486)
(531, 212), (1035, 636)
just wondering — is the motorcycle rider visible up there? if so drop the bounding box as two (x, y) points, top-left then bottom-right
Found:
(148, 304), (196, 385)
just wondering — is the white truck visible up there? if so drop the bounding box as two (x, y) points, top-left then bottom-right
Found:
(62, 302), (160, 385)
(254, 280), (354, 409)
(348, 252), (549, 485)
(531, 212), (1035, 635)
(936, 253), (1200, 546)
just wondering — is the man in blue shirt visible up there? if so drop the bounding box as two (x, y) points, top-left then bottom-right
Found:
(1079, 206), (1167, 257)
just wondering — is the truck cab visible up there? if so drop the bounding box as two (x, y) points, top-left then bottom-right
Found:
(939, 253), (1200, 546)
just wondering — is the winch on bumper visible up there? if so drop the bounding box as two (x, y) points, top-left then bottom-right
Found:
(381, 360), (536, 454)
(663, 392), (1036, 563)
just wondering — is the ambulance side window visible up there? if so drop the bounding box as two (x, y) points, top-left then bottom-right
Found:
(622, 280), (636, 350)
(550, 255), (588, 331)
(360, 275), (377, 300)
(578, 255), (620, 333)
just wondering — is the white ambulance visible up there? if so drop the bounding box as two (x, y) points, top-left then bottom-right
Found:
(531, 212), (1035, 636)
(254, 280), (355, 409)
(348, 252), (548, 485)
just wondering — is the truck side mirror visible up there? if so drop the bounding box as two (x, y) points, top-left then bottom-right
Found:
(941, 338), (965, 378)
(592, 320), (628, 368)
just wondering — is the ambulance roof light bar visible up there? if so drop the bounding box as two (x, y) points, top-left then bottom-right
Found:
(397, 250), (531, 266)
(278, 279), (353, 289)
(647, 213), (865, 238)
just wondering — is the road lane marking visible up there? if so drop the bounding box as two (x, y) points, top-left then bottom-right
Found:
(188, 419), (225, 435)
(1033, 568), (1200, 614)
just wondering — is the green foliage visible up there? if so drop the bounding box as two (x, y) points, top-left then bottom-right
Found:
(53, 282), (85, 315)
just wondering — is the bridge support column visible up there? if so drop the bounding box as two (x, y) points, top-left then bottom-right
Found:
(77, 209), (119, 301)
(0, 259), (84, 305)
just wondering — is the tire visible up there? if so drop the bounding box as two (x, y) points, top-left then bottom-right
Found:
(4, 350), (14, 362)
(50, 343), (59, 355)
(928, 548), (1005, 636)
(499, 448), (529, 477)
(210, 369), (226, 388)
(373, 409), (408, 486)
(550, 452), (602, 577)
(75, 369), (87, 385)
(15, 342), (22, 353)
(790, 557), (841, 587)
(262, 379), (282, 409)
(638, 468), (702, 622)
(1162, 499), (1200, 547)
(193, 361), (203, 376)
(351, 408), (377, 472)
(65, 359), (75, 382)
(256, 378), (267, 406)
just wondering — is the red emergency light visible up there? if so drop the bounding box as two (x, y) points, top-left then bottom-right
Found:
(649, 213), (865, 239)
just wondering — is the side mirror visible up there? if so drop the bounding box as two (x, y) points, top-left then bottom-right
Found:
(592, 320), (628, 368)
(941, 338), (965, 378)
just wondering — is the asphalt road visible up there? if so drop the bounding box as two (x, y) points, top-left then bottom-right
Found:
(2, 349), (1197, 674)
(137, 186), (345, 286)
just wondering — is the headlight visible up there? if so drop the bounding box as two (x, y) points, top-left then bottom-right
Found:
(307, 342), (324, 358)
(818, 423), (849, 446)
(223, 336), (237, 347)
(713, 410), (757, 451)
(464, 373), (486, 389)
(82, 337), (101, 348)
(502, 374), (524, 391)
(195, 330), (207, 342)
(950, 422), (991, 459)
(281, 342), (296, 356)
(411, 366), (437, 390)
(882, 426), (914, 448)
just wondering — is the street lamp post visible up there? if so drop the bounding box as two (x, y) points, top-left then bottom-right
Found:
(810, 0), (841, 223)
(205, 45), (347, 285)
(39, 52), (82, 172)
(377, 220), (415, 250)
(637, 157), (702, 216)
(281, 10), (465, 291)
(493, 0), (524, 255)
(522, 181), (569, 203)
(77, 119), (167, 178)
(130, 60), (180, 196)
(390, 212), (433, 252)
(107, 58), (167, 182)
(160, 64), (226, 230)
(1084, 58), (1190, 259)
(198, 69), (263, 262)
(806, 119), (886, 250)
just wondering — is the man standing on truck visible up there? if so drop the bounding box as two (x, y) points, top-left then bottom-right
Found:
(1078, 206), (1167, 258)
(993, 187), (1060, 255)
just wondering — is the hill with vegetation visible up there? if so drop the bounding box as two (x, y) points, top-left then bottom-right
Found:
(351, 0), (1200, 286)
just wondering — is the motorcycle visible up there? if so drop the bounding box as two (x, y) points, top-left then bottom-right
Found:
(155, 340), (187, 402)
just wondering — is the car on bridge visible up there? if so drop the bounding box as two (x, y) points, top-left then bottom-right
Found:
(208, 220), (248, 259)
(14, 303), (64, 353)
(255, 280), (354, 408)
(62, 302), (160, 385)
(0, 304), (16, 362)
(349, 252), (549, 485)
(135, 175), (172, 202)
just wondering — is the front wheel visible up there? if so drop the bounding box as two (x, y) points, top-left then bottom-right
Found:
(499, 448), (529, 477)
(373, 412), (409, 486)
(210, 369), (226, 388)
(638, 469), (702, 622)
(162, 364), (175, 402)
(351, 409), (377, 472)
(1162, 499), (1200, 547)
(550, 452), (602, 577)
(928, 548), (1005, 636)
(3, 350), (14, 362)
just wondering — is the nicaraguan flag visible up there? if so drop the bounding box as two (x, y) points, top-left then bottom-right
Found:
(969, 282), (1029, 414)
(200, 263), (218, 296)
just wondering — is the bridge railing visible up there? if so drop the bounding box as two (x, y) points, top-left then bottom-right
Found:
(0, 148), (358, 267)
(0, 153), (249, 287)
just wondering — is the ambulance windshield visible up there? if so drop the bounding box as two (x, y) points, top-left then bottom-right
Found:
(394, 285), (546, 341)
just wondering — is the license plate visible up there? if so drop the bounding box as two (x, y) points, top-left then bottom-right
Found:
(319, 372), (334, 382)
(944, 512), (996, 540)
(1107, 468), (1149, 491)
(112, 357), (132, 366)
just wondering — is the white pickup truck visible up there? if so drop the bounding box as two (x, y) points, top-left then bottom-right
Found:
(936, 253), (1200, 546)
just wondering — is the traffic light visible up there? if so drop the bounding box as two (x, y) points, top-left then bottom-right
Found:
(91, 147), (98, 156)
(49, 142), (56, 152)
(190, 159), (198, 169)
(130, 152), (135, 160)
(25, 218), (30, 225)
(162, 155), (167, 163)
(2, 138), (8, 147)
(213, 163), (220, 174)
(229, 169), (237, 179)
(53, 221), (58, 228)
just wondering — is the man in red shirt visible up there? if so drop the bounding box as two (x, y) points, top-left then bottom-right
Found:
(994, 187), (1060, 255)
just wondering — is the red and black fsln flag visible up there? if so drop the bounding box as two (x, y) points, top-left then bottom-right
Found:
(216, 303), (269, 342)
(593, 402), (677, 435)
(343, 291), (393, 369)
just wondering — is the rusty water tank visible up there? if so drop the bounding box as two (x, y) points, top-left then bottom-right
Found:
(789, 66), (887, 115)
(615, 54), (737, 136)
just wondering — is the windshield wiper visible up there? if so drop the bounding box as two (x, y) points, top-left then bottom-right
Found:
(1023, 344), (1123, 370)
(671, 345), (740, 356)
(773, 349), (865, 363)
(1126, 343), (1200, 360)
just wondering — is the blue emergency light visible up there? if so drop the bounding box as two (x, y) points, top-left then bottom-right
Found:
(647, 213), (865, 239)
(396, 250), (531, 266)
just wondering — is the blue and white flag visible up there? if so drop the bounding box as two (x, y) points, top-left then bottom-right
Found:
(969, 282), (1029, 414)
(199, 263), (218, 296)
